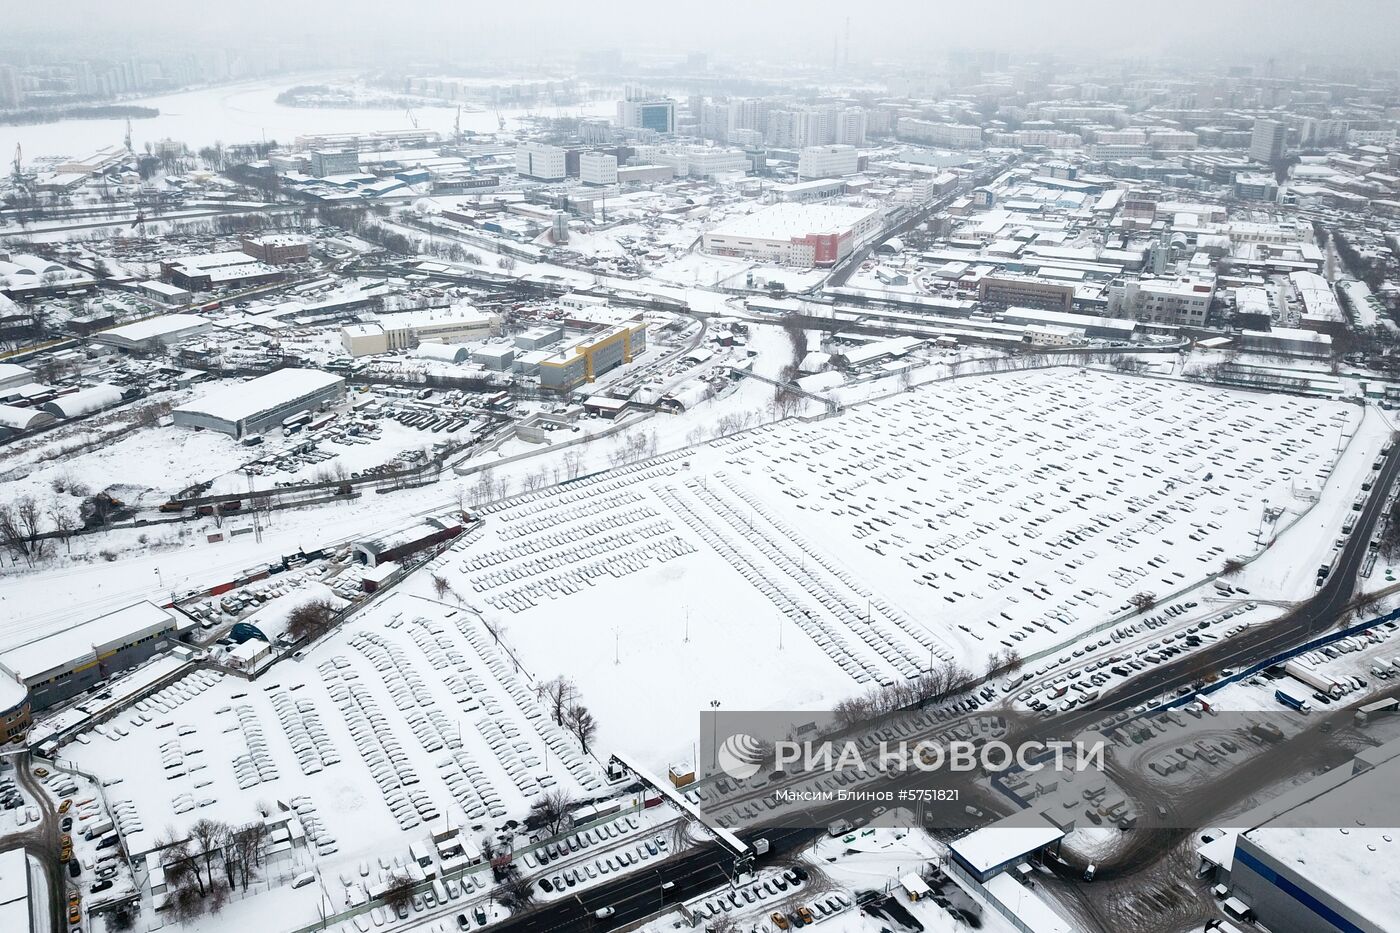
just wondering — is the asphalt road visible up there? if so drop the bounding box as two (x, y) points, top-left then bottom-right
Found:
(492, 828), (819, 933)
(11, 752), (65, 933)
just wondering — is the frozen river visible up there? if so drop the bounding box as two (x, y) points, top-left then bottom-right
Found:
(1, 74), (614, 160)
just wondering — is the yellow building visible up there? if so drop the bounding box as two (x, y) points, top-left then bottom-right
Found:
(538, 323), (648, 392)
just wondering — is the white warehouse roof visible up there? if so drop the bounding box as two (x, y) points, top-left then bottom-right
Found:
(708, 203), (880, 241)
(174, 369), (344, 425)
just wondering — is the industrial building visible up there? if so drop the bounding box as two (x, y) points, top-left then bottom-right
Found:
(1239, 327), (1333, 358)
(241, 235), (311, 264)
(516, 142), (567, 181)
(1198, 735), (1400, 933)
(93, 313), (212, 351)
(0, 363), (32, 392)
(580, 151), (618, 186)
(138, 280), (193, 304)
(0, 405), (56, 440)
(998, 307), (1137, 341)
(977, 274), (1076, 313)
(310, 149), (359, 177)
(160, 252), (283, 292)
(702, 203), (882, 267)
(0, 849), (32, 933)
(514, 325), (564, 351)
(339, 308), (501, 357)
(42, 384), (124, 419)
(1106, 275), (1216, 326)
(0, 601), (189, 711)
(353, 516), (464, 567)
(538, 323), (649, 392)
(616, 164), (675, 185)
(172, 368), (346, 438)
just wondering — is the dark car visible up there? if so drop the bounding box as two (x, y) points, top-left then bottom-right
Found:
(68, 861), (81, 878)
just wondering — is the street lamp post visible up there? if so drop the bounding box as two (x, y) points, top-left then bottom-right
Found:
(709, 700), (721, 771)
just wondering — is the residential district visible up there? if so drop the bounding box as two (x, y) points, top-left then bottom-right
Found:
(0, 36), (1399, 933)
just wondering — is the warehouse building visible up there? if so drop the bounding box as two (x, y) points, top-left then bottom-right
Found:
(0, 848), (32, 933)
(1239, 327), (1333, 358)
(1199, 736), (1400, 933)
(538, 323), (648, 392)
(703, 203), (882, 267)
(339, 308), (501, 357)
(41, 384), (124, 419)
(0, 404), (56, 440)
(514, 325), (563, 351)
(353, 516), (464, 567)
(0, 673), (30, 744)
(0, 601), (189, 711)
(93, 314), (212, 351)
(998, 307), (1137, 341)
(977, 274), (1076, 313)
(160, 252), (283, 292)
(0, 363), (33, 393)
(241, 235), (311, 265)
(138, 280), (193, 305)
(172, 368), (345, 438)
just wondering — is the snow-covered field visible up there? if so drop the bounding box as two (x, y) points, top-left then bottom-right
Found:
(431, 368), (1376, 770)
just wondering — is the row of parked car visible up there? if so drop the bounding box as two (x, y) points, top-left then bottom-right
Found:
(536, 834), (669, 894)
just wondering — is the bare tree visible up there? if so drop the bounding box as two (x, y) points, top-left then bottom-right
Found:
(0, 496), (47, 566)
(566, 703), (597, 754)
(528, 789), (576, 837)
(189, 818), (227, 893)
(536, 676), (577, 727)
(492, 873), (535, 912)
(382, 875), (416, 913)
(286, 599), (338, 642)
(561, 449), (584, 481)
(1129, 592), (1157, 614)
(47, 501), (78, 554)
(1221, 558), (1246, 577)
(432, 574), (453, 599)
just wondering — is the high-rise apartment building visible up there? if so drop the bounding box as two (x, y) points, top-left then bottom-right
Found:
(1249, 118), (1287, 163)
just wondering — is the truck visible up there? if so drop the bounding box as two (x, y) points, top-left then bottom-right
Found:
(1275, 686), (1312, 713)
(1283, 660), (1344, 697)
(83, 818), (114, 840)
(1355, 697), (1399, 725)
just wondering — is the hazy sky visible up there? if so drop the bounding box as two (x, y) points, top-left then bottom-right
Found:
(7, 0), (1400, 66)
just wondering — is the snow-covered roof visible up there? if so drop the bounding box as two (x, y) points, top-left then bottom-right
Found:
(97, 314), (210, 344)
(0, 848), (29, 930)
(43, 383), (123, 418)
(0, 405), (54, 431)
(0, 600), (176, 684)
(950, 817), (1065, 875)
(0, 363), (32, 385)
(708, 203), (879, 241)
(174, 369), (344, 425)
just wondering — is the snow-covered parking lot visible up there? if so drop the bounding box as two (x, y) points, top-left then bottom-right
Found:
(447, 368), (1381, 769)
(62, 566), (606, 874)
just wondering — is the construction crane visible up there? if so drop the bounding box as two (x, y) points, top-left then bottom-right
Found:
(495, 105), (505, 132)
(10, 143), (20, 185)
(124, 118), (133, 152)
(454, 106), (461, 143)
(405, 107), (419, 129)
